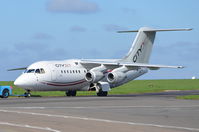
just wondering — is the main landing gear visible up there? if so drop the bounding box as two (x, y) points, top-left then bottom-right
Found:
(24, 90), (31, 97)
(66, 90), (77, 96)
(97, 89), (108, 96)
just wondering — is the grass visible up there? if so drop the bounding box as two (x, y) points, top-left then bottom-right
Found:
(1, 79), (199, 98)
(110, 79), (199, 94)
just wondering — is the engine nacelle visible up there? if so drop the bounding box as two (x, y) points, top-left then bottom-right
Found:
(107, 72), (126, 83)
(107, 66), (128, 84)
(85, 65), (106, 83)
(85, 71), (104, 83)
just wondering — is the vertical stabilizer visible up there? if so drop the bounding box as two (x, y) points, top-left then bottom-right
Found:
(120, 27), (192, 64)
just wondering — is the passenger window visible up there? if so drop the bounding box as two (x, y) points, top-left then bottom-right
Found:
(61, 70), (63, 73)
(35, 69), (40, 74)
(78, 70), (80, 73)
(67, 70), (69, 73)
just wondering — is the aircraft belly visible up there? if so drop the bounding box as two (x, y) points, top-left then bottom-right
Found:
(35, 79), (89, 91)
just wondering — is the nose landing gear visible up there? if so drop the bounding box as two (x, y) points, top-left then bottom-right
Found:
(24, 90), (31, 97)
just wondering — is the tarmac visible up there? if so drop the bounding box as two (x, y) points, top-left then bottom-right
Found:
(0, 91), (199, 132)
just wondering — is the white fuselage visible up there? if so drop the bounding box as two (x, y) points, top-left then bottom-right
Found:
(14, 59), (147, 92)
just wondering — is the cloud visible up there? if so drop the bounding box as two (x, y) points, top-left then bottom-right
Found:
(69, 26), (86, 32)
(121, 8), (136, 14)
(151, 41), (199, 63)
(82, 49), (102, 58)
(104, 24), (128, 32)
(14, 42), (47, 52)
(33, 33), (54, 40)
(12, 42), (68, 61)
(47, 0), (99, 14)
(172, 42), (199, 61)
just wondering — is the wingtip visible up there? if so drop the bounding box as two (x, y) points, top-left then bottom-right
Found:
(178, 66), (185, 69)
(185, 28), (193, 31)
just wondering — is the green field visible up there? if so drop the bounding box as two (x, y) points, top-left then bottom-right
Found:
(1, 79), (199, 98)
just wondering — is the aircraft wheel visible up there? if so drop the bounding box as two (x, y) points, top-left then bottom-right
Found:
(66, 91), (71, 96)
(97, 91), (108, 96)
(1, 89), (9, 98)
(24, 90), (31, 97)
(66, 91), (77, 97)
(71, 91), (77, 96)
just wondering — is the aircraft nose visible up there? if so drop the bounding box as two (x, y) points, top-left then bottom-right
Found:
(14, 74), (38, 89)
(14, 77), (24, 87)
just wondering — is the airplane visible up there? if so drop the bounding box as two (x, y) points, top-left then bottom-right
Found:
(10, 27), (192, 97)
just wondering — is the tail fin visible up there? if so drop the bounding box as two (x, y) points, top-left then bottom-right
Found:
(120, 27), (192, 63)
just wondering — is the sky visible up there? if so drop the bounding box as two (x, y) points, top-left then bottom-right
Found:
(0, 0), (199, 81)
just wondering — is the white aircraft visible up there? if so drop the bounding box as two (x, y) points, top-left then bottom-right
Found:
(11, 27), (192, 97)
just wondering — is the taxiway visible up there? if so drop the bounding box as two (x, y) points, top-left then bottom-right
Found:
(0, 94), (199, 132)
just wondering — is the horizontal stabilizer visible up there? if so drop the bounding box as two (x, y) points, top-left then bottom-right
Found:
(118, 28), (192, 33)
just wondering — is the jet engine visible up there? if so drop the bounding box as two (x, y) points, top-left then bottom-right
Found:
(107, 72), (126, 83)
(85, 65), (106, 83)
(107, 66), (128, 83)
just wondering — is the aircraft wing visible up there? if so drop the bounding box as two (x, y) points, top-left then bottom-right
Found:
(7, 67), (27, 71)
(80, 60), (184, 70)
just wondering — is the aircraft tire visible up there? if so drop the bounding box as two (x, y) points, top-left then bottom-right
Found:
(66, 91), (77, 96)
(66, 91), (70, 96)
(24, 92), (31, 98)
(71, 91), (77, 96)
(97, 91), (108, 96)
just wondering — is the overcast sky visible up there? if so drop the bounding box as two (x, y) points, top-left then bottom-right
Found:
(0, 0), (199, 81)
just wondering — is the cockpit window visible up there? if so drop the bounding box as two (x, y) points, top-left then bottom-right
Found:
(35, 68), (45, 74)
(24, 70), (27, 73)
(26, 69), (35, 73)
(35, 69), (40, 73)
(40, 68), (45, 73)
(25, 68), (45, 74)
